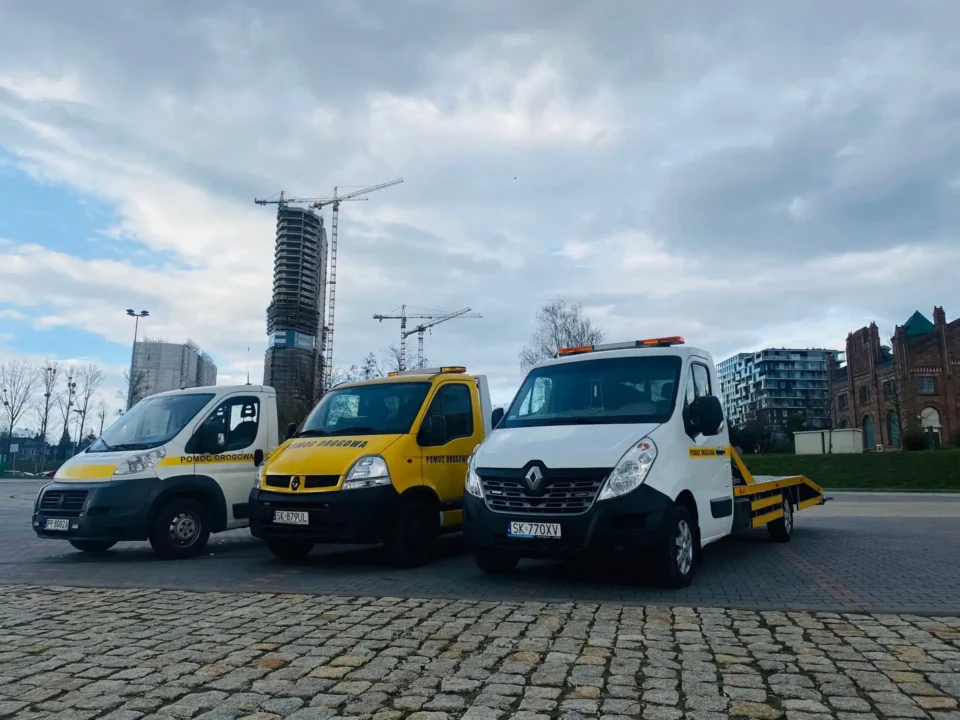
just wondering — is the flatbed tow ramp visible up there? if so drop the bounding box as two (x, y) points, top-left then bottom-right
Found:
(727, 447), (827, 536)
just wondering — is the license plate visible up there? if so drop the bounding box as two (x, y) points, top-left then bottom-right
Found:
(273, 510), (308, 525)
(508, 521), (561, 539)
(44, 518), (70, 531)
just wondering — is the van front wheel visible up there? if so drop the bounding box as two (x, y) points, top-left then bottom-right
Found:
(386, 498), (438, 568)
(660, 505), (696, 588)
(149, 497), (211, 560)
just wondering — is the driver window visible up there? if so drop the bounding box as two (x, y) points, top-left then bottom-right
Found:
(199, 396), (260, 452)
(423, 384), (474, 443)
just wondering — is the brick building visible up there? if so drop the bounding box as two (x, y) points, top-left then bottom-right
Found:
(829, 307), (959, 449)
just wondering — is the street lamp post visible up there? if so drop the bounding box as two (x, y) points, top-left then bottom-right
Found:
(125, 309), (150, 411)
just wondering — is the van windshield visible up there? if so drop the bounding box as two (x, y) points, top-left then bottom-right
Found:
(87, 393), (215, 452)
(299, 382), (431, 437)
(502, 355), (682, 428)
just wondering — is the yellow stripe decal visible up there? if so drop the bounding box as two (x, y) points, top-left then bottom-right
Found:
(798, 497), (823, 510)
(158, 453), (256, 467)
(56, 464), (118, 480)
(751, 495), (783, 512)
(752, 508), (784, 527)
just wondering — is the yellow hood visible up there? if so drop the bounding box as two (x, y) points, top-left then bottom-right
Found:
(264, 434), (402, 487)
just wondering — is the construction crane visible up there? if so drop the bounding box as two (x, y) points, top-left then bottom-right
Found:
(373, 305), (481, 370)
(256, 178), (403, 390)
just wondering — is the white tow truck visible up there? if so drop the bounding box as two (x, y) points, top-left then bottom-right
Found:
(33, 384), (278, 559)
(463, 337), (826, 587)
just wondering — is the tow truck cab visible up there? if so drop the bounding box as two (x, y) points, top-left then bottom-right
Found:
(463, 338), (821, 587)
(32, 385), (278, 559)
(248, 367), (493, 566)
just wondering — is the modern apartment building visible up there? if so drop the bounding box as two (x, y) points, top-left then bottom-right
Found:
(132, 339), (217, 403)
(263, 205), (328, 429)
(717, 348), (840, 429)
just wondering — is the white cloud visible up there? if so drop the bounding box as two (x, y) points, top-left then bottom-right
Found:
(0, 71), (88, 103)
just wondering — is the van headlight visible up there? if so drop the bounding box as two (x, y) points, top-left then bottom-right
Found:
(342, 455), (391, 490)
(598, 438), (657, 501)
(114, 447), (167, 476)
(255, 463), (265, 489)
(465, 451), (483, 498)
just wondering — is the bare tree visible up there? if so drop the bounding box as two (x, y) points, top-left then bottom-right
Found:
(327, 365), (361, 387)
(361, 352), (384, 380)
(34, 361), (61, 447)
(884, 378), (910, 448)
(1, 359), (40, 439)
(74, 363), (105, 442)
(56, 368), (78, 443)
(381, 345), (407, 374)
(520, 299), (605, 371)
(96, 400), (109, 437)
(119, 368), (150, 409)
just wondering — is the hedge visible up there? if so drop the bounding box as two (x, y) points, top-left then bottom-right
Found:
(742, 449), (960, 491)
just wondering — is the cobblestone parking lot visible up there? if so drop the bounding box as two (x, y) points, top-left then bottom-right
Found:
(2, 586), (960, 720)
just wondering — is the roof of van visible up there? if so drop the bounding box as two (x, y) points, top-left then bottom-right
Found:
(332, 370), (475, 390)
(534, 344), (710, 370)
(148, 384), (272, 398)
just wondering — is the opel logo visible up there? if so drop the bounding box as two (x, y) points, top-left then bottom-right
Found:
(290, 476), (300, 491)
(524, 466), (543, 491)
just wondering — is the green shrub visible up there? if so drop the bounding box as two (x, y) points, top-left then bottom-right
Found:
(902, 431), (926, 451)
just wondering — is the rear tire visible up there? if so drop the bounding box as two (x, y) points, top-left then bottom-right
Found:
(659, 505), (696, 588)
(386, 498), (438, 568)
(148, 497), (211, 560)
(69, 540), (116, 553)
(267, 539), (313, 560)
(475, 550), (519, 574)
(767, 494), (794, 542)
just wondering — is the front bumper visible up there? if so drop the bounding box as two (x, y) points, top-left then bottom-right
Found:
(32, 479), (159, 542)
(462, 484), (674, 558)
(249, 486), (401, 544)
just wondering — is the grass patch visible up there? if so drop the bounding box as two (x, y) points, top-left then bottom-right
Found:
(742, 450), (960, 491)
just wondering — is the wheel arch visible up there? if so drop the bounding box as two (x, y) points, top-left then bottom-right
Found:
(146, 474), (228, 532)
(674, 488), (701, 554)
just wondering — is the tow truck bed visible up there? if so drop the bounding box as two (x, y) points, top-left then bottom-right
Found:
(728, 448), (826, 530)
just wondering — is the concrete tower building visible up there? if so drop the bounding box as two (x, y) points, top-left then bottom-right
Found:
(263, 205), (328, 429)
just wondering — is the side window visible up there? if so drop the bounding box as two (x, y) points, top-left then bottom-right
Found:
(693, 364), (712, 397)
(423, 384), (474, 444)
(684, 366), (697, 407)
(198, 396), (260, 452)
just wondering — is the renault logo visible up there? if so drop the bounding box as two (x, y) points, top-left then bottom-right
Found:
(524, 466), (543, 491)
(290, 476), (300, 491)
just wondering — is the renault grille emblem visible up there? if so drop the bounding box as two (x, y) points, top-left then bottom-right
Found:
(524, 466), (543, 491)
(290, 476), (300, 491)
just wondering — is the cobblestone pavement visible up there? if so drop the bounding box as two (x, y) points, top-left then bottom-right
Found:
(3, 483), (960, 614)
(1, 586), (960, 720)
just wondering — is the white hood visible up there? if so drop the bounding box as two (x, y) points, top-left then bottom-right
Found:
(476, 423), (660, 469)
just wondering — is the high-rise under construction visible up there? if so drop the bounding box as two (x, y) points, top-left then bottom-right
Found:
(264, 205), (328, 429)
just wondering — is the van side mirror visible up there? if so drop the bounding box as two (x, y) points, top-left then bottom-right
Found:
(491, 407), (504, 428)
(419, 415), (447, 446)
(691, 396), (725, 437)
(254, 449), (264, 467)
(285, 423), (298, 441)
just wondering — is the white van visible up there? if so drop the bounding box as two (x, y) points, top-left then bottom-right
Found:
(463, 338), (824, 587)
(33, 385), (278, 559)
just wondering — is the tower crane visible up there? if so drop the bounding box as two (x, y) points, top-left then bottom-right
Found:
(373, 306), (481, 370)
(256, 178), (403, 390)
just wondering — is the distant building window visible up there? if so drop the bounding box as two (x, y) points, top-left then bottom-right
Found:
(883, 381), (897, 400)
(917, 377), (936, 395)
(859, 386), (870, 404)
(838, 394), (849, 410)
(839, 419), (850, 429)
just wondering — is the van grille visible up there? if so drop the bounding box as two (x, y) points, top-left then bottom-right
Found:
(39, 489), (88, 517)
(478, 470), (607, 515)
(264, 475), (340, 490)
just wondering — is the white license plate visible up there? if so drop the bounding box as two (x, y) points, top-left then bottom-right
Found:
(273, 510), (309, 525)
(508, 521), (561, 539)
(44, 518), (70, 531)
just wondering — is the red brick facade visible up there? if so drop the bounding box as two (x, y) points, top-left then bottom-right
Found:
(829, 307), (960, 449)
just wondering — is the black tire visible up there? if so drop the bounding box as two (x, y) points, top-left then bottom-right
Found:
(267, 540), (314, 560)
(148, 497), (211, 560)
(69, 540), (116, 553)
(767, 494), (794, 542)
(659, 505), (697, 589)
(475, 550), (519, 574)
(386, 498), (438, 568)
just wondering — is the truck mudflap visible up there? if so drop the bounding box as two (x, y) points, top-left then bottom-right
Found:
(729, 447), (825, 531)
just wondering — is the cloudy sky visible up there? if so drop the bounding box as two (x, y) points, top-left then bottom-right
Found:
(1, 0), (958, 412)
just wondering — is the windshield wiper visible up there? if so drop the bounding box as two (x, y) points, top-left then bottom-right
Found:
(328, 426), (378, 436)
(92, 439), (113, 451)
(296, 429), (330, 437)
(109, 443), (153, 450)
(534, 416), (600, 425)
